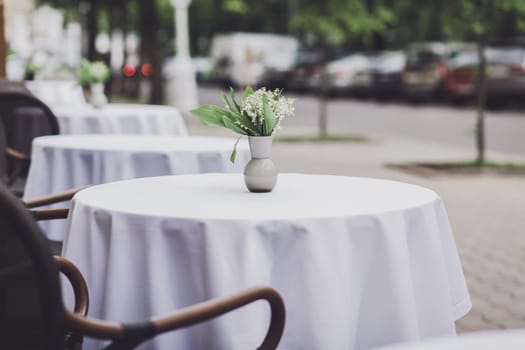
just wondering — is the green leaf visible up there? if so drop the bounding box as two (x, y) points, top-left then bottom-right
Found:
(242, 86), (254, 102)
(229, 137), (241, 163)
(262, 95), (276, 135)
(225, 88), (259, 136)
(222, 92), (236, 113)
(235, 113), (260, 136)
(222, 116), (248, 135)
(190, 105), (231, 128)
(229, 87), (243, 113)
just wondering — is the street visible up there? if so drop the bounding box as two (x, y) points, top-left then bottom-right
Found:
(198, 86), (525, 158)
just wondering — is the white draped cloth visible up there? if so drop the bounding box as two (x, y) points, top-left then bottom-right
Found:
(25, 80), (88, 108)
(53, 103), (188, 136)
(373, 329), (525, 350)
(62, 173), (471, 350)
(25, 81), (187, 136)
(24, 136), (249, 241)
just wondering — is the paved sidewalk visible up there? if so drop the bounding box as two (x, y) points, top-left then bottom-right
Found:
(185, 114), (525, 334)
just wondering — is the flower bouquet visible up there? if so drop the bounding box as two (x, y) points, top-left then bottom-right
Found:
(77, 59), (110, 86)
(77, 59), (110, 108)
(190, 86), (295, 163)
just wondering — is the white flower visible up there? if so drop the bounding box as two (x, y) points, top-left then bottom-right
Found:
(90, 61), (110, 81)
(241, 88), (295, 132)
(78, 59), (110, 85)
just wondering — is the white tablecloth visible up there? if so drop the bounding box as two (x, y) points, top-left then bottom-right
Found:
(53, 103), (188, 136)
(62, 173), (471, 350)
(25, 80), (87, 108)
(24, 136), (249, 241)
(373, 329), (525, 350)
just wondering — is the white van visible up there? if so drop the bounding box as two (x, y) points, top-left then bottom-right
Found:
(210, 32), (299, 87)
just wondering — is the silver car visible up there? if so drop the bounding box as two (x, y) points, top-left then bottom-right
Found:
(323, 52), (379, 96)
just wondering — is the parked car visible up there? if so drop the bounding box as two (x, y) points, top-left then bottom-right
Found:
(163, 56), (213, 84)
(286, 50), (324, 93)
(484, 44), (525, 103)
(402, 42), (475, 100)
(443, 50), (478, 103)
(443, 42), (525, 106)
(323, 52), (379, 96)
(120, 52), (153, 95)
(371, 51), (406, 99)
(209, 32), (299, 88)
(259, 49), (324, 92)
(192, 56), (214, 83)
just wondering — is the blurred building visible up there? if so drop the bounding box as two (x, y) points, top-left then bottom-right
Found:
(5, 0), (34, 60)
(4, 0), (34, 38)
(4, 0), (82, 81)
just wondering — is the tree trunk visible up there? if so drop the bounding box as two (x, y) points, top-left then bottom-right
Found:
(0, 1), (6, 78)
(109, 0), (128, 94)
(318, 66), (329, 139)
(287, 0), (299, 34)
(317, 41), (330, 139)
(87, 0), (99, 60)
(428, 0), (444, 41)
(500, 9), (518, 38)
(139, 0), (163, 104)
(475, 41), (486, 166)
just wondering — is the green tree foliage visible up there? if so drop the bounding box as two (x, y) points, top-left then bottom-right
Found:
(292, 0), (395, 48)
(190, 0), (290, 51)
(443, 0), (525, 41)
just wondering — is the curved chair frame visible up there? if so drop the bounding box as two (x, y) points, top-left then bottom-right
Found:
(0, 85), (60, 191)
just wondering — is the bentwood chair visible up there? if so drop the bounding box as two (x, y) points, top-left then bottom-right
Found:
(0, 184), (286, 350)
(0, 80), (60, 194)
(1, 116), (81, 219)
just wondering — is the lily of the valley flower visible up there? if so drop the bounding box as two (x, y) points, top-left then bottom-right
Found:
(77, 59), (111, 86)
(191, 86), (295, 162)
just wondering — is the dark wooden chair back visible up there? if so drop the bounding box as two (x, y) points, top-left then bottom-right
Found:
(0, 117), (8, 184)
(0, 80), (60, 193)
(0, 183), (65, 349)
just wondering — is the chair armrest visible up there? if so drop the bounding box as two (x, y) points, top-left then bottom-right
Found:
(5, 147), (31, 188)
(55, 256), (90, 350)
(54, 256), (89, 316)
(30, 208), (69, 220)
(152, 286), (285, 350)
(6, 146), (30, 161)
(65, 286), (285, 350)
(24, 186), (89, 208)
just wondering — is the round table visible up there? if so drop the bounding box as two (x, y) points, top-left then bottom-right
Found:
(24, 135), (249, 241)
(62, 173), (471, 350)
(53, 103), (188, 136)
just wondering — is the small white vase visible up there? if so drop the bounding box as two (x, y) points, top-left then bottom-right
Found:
(89, 82), (108, 108)
(243, 136), (278, 193)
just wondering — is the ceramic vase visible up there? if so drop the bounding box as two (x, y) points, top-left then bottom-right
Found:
(90, 82), (108, 108)
(243, 136), (277, 193)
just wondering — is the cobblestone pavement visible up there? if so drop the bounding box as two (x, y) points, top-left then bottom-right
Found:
(185, 115), (525, 335)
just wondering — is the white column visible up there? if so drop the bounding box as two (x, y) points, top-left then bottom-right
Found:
(65, 22), (82, 68)
(166, 0), (198, 111)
